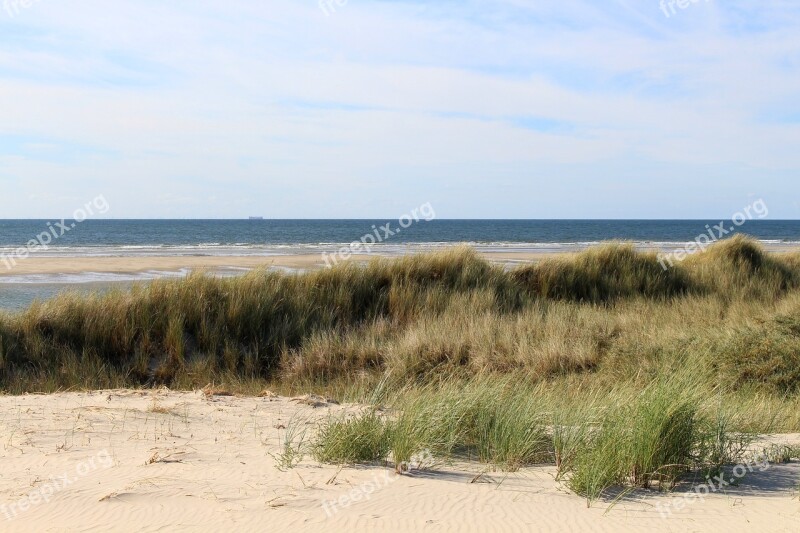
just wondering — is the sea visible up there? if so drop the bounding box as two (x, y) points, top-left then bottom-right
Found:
(1, 219), (799, 311)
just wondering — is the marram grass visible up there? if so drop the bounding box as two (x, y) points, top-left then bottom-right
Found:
(2, 237), (800, 501)
(310, 375), (751, 503)
(1, 236), (799, 394)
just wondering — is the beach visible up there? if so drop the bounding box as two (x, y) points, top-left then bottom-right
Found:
(1, 240), (798, 279)
(0, 251), (562, 278)
(2, 240), (800, 533)
(5, 1), (800, 530)
(1, 390), (798, 533)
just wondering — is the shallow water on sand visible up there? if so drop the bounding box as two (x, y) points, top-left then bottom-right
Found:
(0, 282), (133, 312)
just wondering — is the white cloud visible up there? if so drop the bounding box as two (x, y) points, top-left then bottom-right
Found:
(0, 0), (798, 217)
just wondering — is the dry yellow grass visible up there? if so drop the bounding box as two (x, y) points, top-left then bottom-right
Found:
(0, 235), (798, 433)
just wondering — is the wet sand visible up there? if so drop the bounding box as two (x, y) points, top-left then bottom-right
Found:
(0, 252), (561, 278)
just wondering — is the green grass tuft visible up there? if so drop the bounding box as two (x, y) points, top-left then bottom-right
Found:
(313, 411), (392, 465)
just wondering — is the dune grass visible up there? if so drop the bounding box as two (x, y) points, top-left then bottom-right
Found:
(2, 235), (797, 393)
(313, 411), (392, 465)
(2, 235), (800, 502)
(309, 374), (753, 503)
(512, 243), (695, 303)
(312, 378), (551, 472)
(567, 378), (702, 500)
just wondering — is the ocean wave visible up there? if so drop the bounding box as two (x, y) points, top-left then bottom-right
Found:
(0, 270), (190, 285)
(0, 239), (797, 260)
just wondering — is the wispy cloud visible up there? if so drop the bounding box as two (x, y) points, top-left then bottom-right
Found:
(0, 0), (798, 218)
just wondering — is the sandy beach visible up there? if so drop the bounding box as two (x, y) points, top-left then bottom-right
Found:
(0, 252), (560, 278)
(5, 1), (800, 531)
(1, 244), (798, 280)
(0, 255), (331, 277)
(0, 390), (797, 533)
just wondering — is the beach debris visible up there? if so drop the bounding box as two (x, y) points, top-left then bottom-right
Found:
(201, 384), (234, 398)
(146, 450), (186, 465)
(470, 471), (495, 484)
(290, 394), (336, 408)
(266, 495), (293, 508)
(326, 466), (344, 485)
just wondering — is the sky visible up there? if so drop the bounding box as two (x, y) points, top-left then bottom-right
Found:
(0, 0), (799, 219)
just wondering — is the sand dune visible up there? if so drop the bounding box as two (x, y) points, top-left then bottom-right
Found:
(1, 391), (798, 532)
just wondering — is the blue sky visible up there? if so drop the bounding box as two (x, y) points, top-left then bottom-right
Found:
(0, 0), (799, 218)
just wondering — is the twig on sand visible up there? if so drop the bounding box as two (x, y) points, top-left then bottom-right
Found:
(326, 465), (344, 485)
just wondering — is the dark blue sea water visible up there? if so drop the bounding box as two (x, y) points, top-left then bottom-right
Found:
(1, 219), (799, 250)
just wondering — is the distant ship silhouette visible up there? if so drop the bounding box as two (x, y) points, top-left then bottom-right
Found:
(248, 216), (264, 220)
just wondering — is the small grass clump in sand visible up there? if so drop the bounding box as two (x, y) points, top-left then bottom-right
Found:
(759, 443), (800, 464)
(385, 389), (461, 471)
(567, 379), (703, 501)
(313, 380), (551, 473)
(273, 415), (311, 470)
(463, 386), (550, 470)
(313, 412), (392, 465)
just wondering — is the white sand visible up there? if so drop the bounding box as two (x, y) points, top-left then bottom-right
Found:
(1, 390), (799, 532)
(0, 251), (565, 278)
